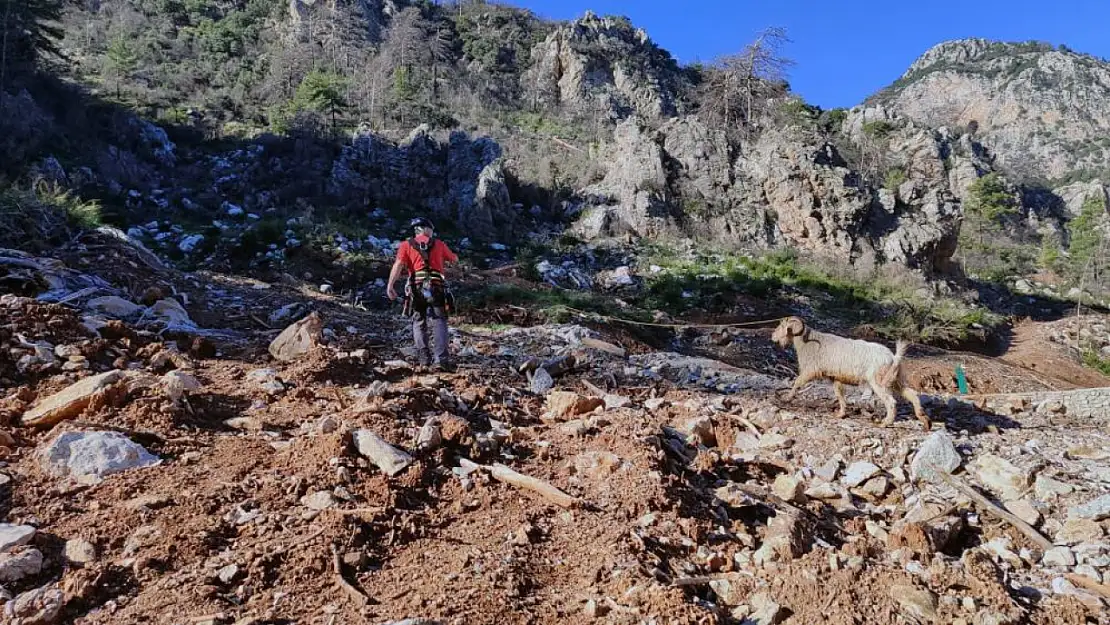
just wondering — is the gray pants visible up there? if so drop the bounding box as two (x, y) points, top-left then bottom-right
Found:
(413, 306), (449, 365)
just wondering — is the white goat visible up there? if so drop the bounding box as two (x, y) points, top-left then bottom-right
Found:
(771, 316), (929, 429)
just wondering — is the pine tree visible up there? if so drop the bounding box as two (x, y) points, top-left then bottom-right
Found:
(1, 0), (64, 92)
(105, 36), (138, 100)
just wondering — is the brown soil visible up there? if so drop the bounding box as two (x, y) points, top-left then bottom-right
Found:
(2, 238), (1108, 625)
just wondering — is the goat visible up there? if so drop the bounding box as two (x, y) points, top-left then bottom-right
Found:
(771, 316), (930, 429)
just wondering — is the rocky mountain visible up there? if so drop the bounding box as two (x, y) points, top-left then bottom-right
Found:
(872, 39), (1110, 186)
(3, 3), (1108, 292)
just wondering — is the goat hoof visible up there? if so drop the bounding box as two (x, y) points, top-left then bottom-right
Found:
(834, 411), (846, 420)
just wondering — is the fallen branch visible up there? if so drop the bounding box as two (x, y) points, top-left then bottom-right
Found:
(726, 482), (804, 518)
(489, 463), (578, 508)
(551, 136), (585, 153)
(729, 413), (762, 438)
(327, 507), (387, 517)
(936, 472), (1052, 551)
(1065, 573), (1110, 600)
(671, 571), (755, 587)
(331, 544), (370, 607)
(250, 314), (272, 329)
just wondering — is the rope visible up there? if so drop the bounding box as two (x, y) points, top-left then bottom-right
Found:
(559, 306), (786, 330)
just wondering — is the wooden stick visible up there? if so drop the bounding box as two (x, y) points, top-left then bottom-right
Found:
(671, 571), (755, 587)
(489, 463), (578, 508)
(726, 482), (804, 518)
(1065, 573), (1110, 600)
(331, 544), (369, 607)
(326, 507), (387, 517)
(729, 413), (762, 438)
(936, 472), (1052, 551)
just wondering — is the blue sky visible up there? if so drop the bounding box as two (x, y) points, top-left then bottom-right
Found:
(513, 0), (1110, 108)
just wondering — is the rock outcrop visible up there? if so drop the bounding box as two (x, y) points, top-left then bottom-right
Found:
(524, 12), (686, 121)
(573, 115), (963, 274)
(329, 125), (517, 237)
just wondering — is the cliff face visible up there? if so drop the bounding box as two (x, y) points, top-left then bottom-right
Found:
(873, 39), (1110, 183)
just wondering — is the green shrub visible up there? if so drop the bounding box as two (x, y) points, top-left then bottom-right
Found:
(862, 120), (897, 139)
(883, 167), (907, 191)
(1082, 348), (1110, 376)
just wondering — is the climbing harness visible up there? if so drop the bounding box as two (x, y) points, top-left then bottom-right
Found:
(404, 235), (455, 318)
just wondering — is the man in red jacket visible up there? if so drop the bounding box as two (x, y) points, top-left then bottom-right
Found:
(387, 217), (458, 370)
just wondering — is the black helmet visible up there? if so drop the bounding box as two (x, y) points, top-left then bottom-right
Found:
(410, 217), (434, 231)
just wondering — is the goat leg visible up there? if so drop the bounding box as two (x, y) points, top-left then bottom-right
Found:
(869, 379), (899, 426)
(833, 382), (847, 419)
(901, 387), (930, 430)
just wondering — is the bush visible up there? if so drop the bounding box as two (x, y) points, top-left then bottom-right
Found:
(883, 167), (907, 191)
(862, 120), (897, 139)
(1082, 348), (1110, 376)
(0, 184), (102, 250)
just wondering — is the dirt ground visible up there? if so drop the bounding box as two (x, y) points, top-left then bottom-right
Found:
(2, 236), (1109, 625)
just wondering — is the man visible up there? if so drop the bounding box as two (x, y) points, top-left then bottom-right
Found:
(386, 217), (458, 370)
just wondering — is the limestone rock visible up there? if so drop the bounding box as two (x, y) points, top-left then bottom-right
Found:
(1068, 494), (1110, 521)
(22, 370), (125, 428)
(1003, 499), (1042, 527)
(772, 474), (806, 503)
(528, 368), (554, 395)
(1055, 519), (1105, 545)
(745, 591), (786, 625)
(352, 429), (413, 477)
(971, 455), (1030, 500)
(64, 539), (97, 566)
(571, 451), (622, 480)
(683, 416), (716, 447)
(160, 370), (201, 405)
(0, 525), (36, 553)
(890, 584), (938, 623)
(40, 431), (160, 482)
(3, 586), (64, 625)
(1042, 546), (1076, 567)
(843, 461), (881, 488)
(544, 391), (603, 422)
(269, 312), (323, 362)
(86, 296), (143, 318)
(910, 431), (962, 483)
(0, 548), (43, 583)
(1034, 475), (1074, 500)
(301, 491), (337, 511)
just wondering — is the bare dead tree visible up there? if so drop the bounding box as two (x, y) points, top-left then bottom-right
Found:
(698, 27), (794, 140)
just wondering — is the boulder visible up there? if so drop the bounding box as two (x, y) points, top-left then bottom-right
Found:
(843, 461), (881, 487)
(22, 370), (126, 428)
(149, 298), (192, 327)
(269, 312), (323, 362)
(544, 391), (603, 421)
(889, 584), (938, 623)
(160, 370), (201, 405)
(3, 586), (64, 625)
(64, 539), (98, 566)
(971, 455), (1030, 500)
(1068, 494), (1110, 521)
(0, 525), (36, 553)
(0, 548), (43, 583)
(40, 431), (160, 482)
(910, 431), (962, 483)
(1055, 519), (1105, 545)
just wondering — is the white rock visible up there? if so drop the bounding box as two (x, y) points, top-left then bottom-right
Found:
(815, 458), (841, 482)
(772, 474), (805, 503)
(40, 431), (160, 482)
(1034, 475), (1074, 499)
(0, 525), (36, 553)
(910, 431), (962, 483)
(3, 586), (64, 624)
(1042, 546), (1076, 567)
(178, 234), (204, 253)
(684, 416), (716, 447)
(0, 548), (43, 583)
(217, 563), (240, 584)
(86, 296), (143, 318)
(1068, 494), (1110, 521)
(64, 539), (97, 565)
(971, 455), (1030, 500)
(301, 491), (337, 510)
(352, 429), (413, 477)
(1074, 564), (1102, 584)
(1003, 499), (1042, 526)
(843, 461), (881, 488)
(1055, 519), (1104, 545)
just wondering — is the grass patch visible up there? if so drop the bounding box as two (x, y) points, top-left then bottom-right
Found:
(1082, 348), (1110, 376)
(640, 247), (1004, 345)
(464, 283), (651, 325)
(0, 183), (103, 250)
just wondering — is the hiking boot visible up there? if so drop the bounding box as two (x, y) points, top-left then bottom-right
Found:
(432, 360), (456, 373)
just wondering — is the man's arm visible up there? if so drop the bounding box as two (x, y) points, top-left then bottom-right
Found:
(386, 246), (409, 300)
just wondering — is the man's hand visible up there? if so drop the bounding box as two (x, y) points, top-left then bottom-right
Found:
(387, 284), (398, 301)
